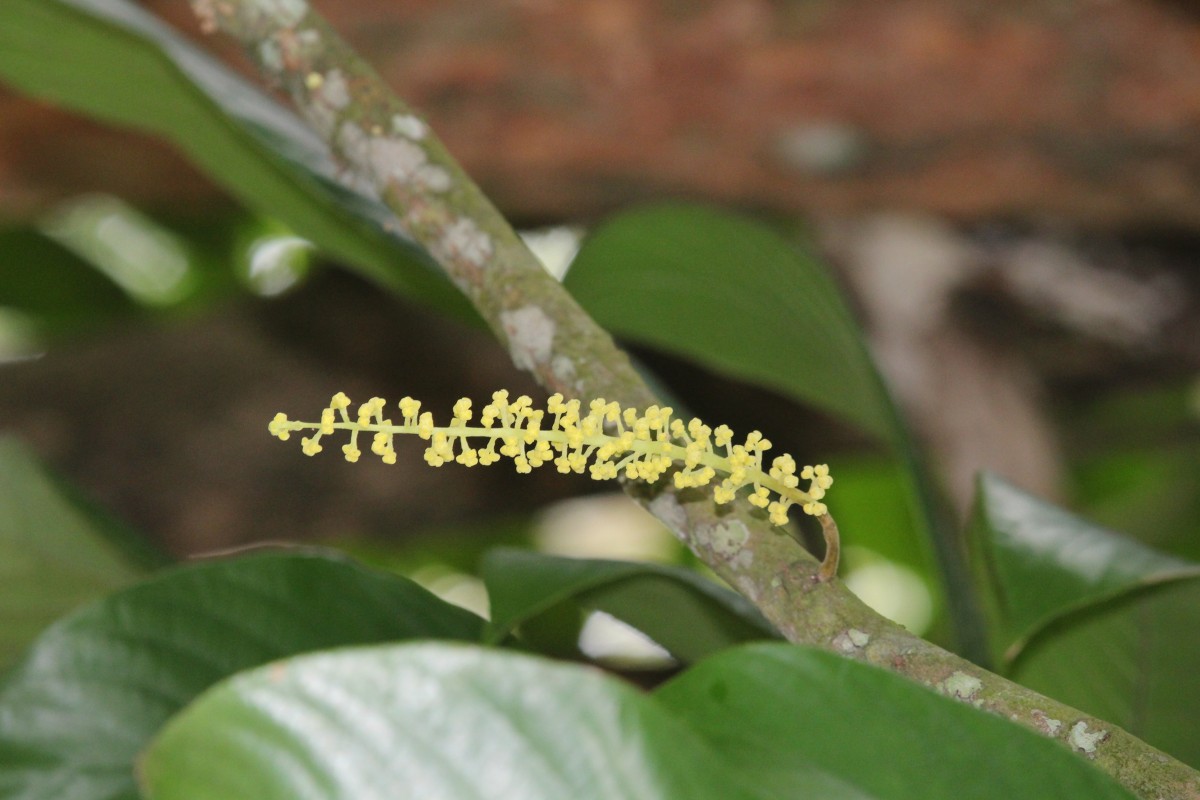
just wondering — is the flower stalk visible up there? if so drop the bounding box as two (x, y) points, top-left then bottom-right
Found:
(271, 391), (840, 576)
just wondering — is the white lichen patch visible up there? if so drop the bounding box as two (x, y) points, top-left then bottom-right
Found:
(939, 671), (983, 701)
(255, 0), (309, 27)
(730, 548), (754, 570)
(258, 40), (284, 73)
(1068, 721), (1108, 756)
(416, 164), (452, 192)
(313, 69), (350, 109)
(336, 122), (451, 194)
(1031, 710), (1063, 736)
(648, 493), (688, 541)
(392, 113), (429, 140)
(439, 217), (493, 268)
(735, 576), (759, 603)
(832, 628), (870, 653)
(550, 355), (577, 388)
(704, 520), (749, 559)
(500, 306), (555, 371)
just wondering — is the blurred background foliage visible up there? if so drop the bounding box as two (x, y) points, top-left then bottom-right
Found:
(0, 0), (1198, 686)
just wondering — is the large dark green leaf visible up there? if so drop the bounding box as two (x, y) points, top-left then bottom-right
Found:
(565, 206), (979, 657)
(482, 548), (780, 662)
(0, 437), (152, 669)
(140, 643), (760, 800)
(968, 472), (1200, 767)
(1012, 581), (1200, 769)
(0, 551), (483, 800)
(656, 643), (1135, 800)
(968, 472), (1200, 662)
(140, 642), (1135, 800)
(566, 206), (891, 441)
(0, 0), (471, 320)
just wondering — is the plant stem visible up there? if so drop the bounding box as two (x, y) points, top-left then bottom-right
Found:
(192, 3), (1199, 797)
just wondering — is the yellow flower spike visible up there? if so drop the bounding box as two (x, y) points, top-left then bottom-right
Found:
(271, 391), (839, 577)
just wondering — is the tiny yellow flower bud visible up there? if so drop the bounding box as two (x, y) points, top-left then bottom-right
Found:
(399, 397), (421, 419)
(269, 412), (291, 440)
(713, 425), (733, 448)
(749, 486), (770, 508)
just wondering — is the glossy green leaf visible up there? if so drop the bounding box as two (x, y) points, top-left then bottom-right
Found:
(0, 551), (483, 800)
(565, 205), (981, 658)
(566, 206), (891, 441)
(141, 642), (1135, 800)
(657, 643), (1136, 800)
(968, 472), (1200, 662)
(1013, 581), (1200, 769)
(968, 472), (1200, 767)
(0, 437), (152, 669)
(482, 548), (780, 662)
(0, 0), (472, 320)
(140, 643), (759, 800)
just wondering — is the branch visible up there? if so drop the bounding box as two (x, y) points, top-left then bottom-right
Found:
(191, 2), (1200, 797)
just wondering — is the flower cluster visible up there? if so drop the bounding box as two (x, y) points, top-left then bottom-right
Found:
(269, 391), (833, 525)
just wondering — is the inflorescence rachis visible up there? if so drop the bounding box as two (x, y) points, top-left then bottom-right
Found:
(270, 391), (840, 579)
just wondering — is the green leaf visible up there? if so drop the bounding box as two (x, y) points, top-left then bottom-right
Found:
(0, 437), (152, 669)
(140, 643), (760, 800)
(0, 228), (140, 334)
(140, 642), (1135, 800)
(0, 0), (472, 320)
(656, 643), (1136, 800)
(482, 548), (780, 662)
(566, 206), (891, 442)
(565, 205), (980, 658)
(1012, 581), (1200, 769)
(968, 472), (1200, 662)
(0, 551), (483, 800)
(968, 472), (1200, 767)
